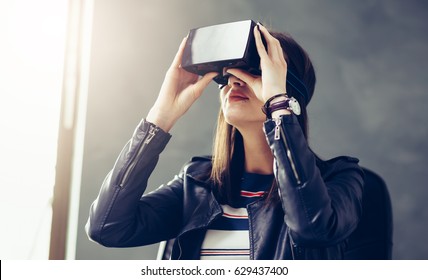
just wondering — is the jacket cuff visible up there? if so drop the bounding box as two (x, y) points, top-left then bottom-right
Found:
(264, 113), (299, 132)
(111, 119), (172, 187)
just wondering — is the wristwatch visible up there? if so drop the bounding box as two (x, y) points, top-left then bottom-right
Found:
(284, 96), (301, 115)
(262, 96), (301, 118)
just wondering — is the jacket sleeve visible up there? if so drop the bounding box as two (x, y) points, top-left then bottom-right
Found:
(86, 119), (184, 247)
(264, 114), (364, 246)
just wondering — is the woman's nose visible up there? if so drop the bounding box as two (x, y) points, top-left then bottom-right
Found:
(228, 74), (245, 87)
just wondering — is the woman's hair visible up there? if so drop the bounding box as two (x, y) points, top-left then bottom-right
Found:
(210, 30), (316, 205)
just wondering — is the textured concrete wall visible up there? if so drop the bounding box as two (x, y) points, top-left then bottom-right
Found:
(76, 0), (428, 259)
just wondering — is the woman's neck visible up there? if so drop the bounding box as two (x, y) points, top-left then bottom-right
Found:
(239, 126), (274, 175)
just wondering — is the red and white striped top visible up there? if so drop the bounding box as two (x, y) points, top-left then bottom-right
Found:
(200, 173), (273, 260)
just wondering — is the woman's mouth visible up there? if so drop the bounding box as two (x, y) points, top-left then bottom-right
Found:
(228, 91), (249, 103)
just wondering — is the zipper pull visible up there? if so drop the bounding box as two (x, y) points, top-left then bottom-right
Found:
(274, 118), (281, 140)
(144, 125), (158, 144)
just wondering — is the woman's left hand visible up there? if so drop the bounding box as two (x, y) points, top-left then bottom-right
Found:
(226, 23), (288, 103)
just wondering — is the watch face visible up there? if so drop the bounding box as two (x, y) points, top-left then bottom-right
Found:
(289, 97), (301, 115)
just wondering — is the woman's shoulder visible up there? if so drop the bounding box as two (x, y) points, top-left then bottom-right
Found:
(179, 155), (213, 182)
(316, 155), (363, 180)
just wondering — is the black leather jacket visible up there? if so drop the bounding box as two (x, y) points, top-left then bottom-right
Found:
(86, 114), (364, 259)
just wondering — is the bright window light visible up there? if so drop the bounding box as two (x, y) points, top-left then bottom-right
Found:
(0, 0), (69, 259)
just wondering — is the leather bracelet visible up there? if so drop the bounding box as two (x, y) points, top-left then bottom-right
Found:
(262, 96), (301, 119)
(268, 100), (292, 116)
(262, 100), (289, 119)
(263, 93), (288, 108)
(262, 93), (288, 119)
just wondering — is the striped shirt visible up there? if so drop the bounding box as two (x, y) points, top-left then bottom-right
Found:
(200, 172), (273, 260)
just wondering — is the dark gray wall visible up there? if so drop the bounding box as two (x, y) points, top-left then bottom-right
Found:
(76, 0), (428, 259)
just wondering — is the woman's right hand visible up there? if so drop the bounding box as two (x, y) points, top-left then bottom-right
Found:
(146, 36), (218, 132)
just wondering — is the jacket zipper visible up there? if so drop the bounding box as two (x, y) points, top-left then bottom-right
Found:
(176, 238), (183, 260)
(247, 206), (254, 260)
(119, 125), (159, 187)
(274, 118), (302, 185)
(174, 204), (223, 259)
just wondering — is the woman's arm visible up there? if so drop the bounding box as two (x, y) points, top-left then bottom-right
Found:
(264, 114), (364, 246)
(86, 36), (216, 247)
(228, 23), (364, 246)
(86, 119), (185, 247)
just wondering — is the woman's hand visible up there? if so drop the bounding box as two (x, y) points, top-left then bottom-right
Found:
(146, 36), (217, 132)
(226, 23), (288, 103)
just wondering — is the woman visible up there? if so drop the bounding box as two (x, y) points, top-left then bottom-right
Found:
(86, 22), (364, 259)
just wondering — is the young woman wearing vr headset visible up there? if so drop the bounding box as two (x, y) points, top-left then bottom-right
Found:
(86, 22), (364, 260)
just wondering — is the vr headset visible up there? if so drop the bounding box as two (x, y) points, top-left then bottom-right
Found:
(181, 20), (309, 104)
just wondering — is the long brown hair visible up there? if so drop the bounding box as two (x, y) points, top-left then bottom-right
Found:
(210, 29), (316, 205)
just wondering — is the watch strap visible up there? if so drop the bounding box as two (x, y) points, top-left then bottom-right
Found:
(262, 95), (301, 119)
